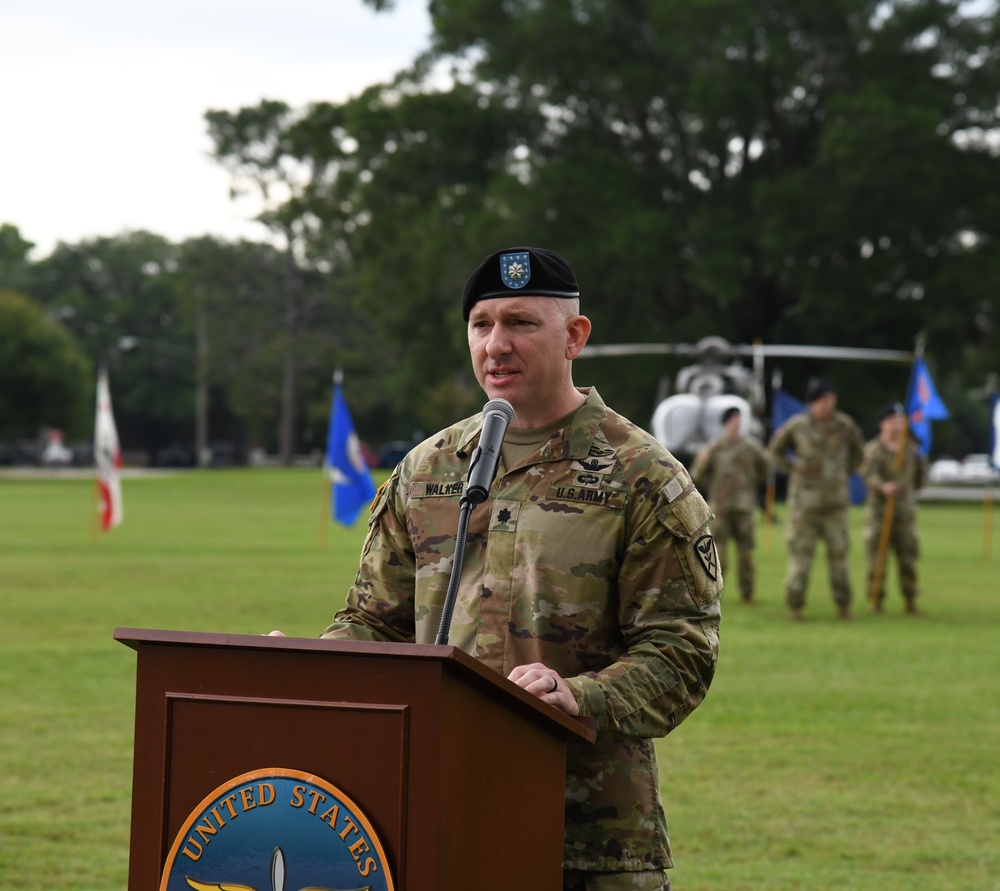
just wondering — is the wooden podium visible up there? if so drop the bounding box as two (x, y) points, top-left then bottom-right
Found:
(115, 627), (595, 891)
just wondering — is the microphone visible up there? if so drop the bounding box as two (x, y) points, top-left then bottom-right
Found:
(464, 398), (515, 505)
(435, 397), (514, 644)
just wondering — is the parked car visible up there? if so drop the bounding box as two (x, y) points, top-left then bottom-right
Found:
(40, 429), (73, 466)
(377, 440), (416, 469)
(154, 443), (197, 467)
(961, 454), (999, 484)
(928, 458), (963, 484)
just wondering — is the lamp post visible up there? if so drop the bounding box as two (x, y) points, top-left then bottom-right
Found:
(117, 334), (209, 468)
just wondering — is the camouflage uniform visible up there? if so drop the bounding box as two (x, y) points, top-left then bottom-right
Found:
(768, 410), (865, 610)
(323, 388), (722, 875)
(691, 436), (770, 601)
(563, 868), (671, 890)
(861, 436), (927, 607)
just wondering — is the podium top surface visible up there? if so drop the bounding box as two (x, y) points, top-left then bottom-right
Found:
(114, 626), (596, 744)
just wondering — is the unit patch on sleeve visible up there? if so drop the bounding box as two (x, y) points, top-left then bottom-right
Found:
(693, 534), (719, 580)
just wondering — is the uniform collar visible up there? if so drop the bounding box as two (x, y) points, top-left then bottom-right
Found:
(458, 387), (607, 460)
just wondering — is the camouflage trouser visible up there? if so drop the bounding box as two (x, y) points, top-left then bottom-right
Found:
(863, 514), (919, 602)
(784, 508), (852, 609)
(712, 507), (756, 599)
(563, 869), (671, 891)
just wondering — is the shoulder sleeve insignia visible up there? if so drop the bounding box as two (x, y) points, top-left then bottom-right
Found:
(694, 533), (719, 580)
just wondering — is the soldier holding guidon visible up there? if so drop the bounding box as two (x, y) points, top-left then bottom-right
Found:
(861, 402), (927, 614)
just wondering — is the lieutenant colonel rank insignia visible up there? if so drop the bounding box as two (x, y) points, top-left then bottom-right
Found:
(694, 534), (719, 580)
(500, 252), (531, 289)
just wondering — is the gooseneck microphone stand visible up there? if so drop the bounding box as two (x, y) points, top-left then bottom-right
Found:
(434, 398), (513, 645)
(434, 491), (478, 645)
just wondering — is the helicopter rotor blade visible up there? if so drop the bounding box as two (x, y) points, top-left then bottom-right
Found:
(730, 344), (911, 363)
(579, 343), (695, 358)
(579, 340), (912, 363)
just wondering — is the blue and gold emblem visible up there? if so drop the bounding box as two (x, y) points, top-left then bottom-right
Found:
(499, 251), (531, 289)
(159, 768), (394, 891)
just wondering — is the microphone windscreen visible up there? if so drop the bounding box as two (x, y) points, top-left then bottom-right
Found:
(483, 398), (515, 425)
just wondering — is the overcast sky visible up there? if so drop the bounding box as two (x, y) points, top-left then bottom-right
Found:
(0, 0), (432, 258)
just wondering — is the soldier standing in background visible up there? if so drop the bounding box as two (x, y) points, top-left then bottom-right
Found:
(861, 403), (927, 614)
(768, 380), (865, 621)
(692, 406), (770, 604)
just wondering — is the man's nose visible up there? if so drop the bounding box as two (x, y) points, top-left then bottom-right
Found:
(486, 326), (511, 357)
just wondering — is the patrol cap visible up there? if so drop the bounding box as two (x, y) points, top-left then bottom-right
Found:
(462, 246), (580, 321)
(878, 402), (905, 422)
(806, 379), (835, 403)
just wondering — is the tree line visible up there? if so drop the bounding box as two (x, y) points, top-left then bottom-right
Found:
(2, 0), (998, 462)
(0, 226), (371, 465)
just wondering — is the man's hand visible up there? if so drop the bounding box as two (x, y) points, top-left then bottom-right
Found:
(507, 662), (580, 716)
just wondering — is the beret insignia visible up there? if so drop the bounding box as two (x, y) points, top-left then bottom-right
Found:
(500, 251), (531, 289)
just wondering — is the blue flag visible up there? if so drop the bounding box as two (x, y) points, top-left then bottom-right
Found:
(905, 357), (949, 456)
(326, 380), (377, 526)
(772, 388), (806, 431)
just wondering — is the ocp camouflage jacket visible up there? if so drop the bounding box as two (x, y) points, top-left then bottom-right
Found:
(692, 434), (770, 513)
(322, 388), (722, 872)
(861, 436), (927, 522)
(768, 410), (865, 513)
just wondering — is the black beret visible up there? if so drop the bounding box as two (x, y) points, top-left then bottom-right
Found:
(462, 246), (580, 321)
(721, 406), (741, 424)
(806, 379), (835, 403)
(878, 402), (905, 422)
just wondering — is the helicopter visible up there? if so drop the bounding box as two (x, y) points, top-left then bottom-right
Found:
(578, 336), (912, 464)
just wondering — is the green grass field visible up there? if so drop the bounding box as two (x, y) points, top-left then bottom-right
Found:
(1, 469), (997, 890)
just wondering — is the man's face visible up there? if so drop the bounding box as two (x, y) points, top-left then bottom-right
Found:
(881, 412), (904, 439)
(467, 296), (588, 428)
(810, 392), (837, 420)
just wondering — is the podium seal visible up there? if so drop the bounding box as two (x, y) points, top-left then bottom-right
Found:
(158, 767), (394, 891)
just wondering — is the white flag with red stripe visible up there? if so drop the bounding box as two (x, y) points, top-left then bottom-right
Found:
(94, 368), (123, 531)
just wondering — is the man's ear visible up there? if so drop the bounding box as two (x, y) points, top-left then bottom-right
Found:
(565, 315), (592, 360)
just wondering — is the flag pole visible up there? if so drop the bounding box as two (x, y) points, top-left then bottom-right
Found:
(89, 478), (101, 544)
(985, 479), (994, 562)
(868, 416), (908, 610)
(869, 338), (923, 609)
(985, 391), (999, 562)
(317, 476), (330, 549)
(318, 369), (343, 549)
(90, 364), (103, 544)
(764, 471), (776, 554)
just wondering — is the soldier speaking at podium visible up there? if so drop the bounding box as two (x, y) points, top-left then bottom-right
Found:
(322, 247), (722, 891)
